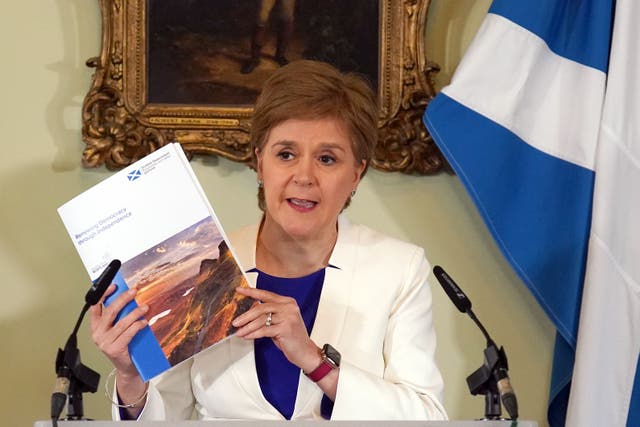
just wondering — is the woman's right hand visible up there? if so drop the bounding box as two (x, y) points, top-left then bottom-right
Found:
(89, 284), (149, 376)
(89, 284), (150, 417)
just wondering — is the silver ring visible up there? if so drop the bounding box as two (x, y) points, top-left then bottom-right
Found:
(265, 312), (273, 327)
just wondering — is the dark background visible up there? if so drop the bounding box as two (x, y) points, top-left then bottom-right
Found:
(147, 0), (379, 106)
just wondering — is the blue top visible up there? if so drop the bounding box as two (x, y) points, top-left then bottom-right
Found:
(252, 267), (334, 419)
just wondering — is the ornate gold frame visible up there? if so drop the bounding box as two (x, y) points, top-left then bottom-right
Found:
(82, 0), (444, 174)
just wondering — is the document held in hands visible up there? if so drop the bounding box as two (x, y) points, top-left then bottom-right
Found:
(58, 143), (253, 381)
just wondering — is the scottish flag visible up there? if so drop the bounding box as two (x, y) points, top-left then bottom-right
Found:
(423, 1), (640, 425)
(127, 169), (142, 181)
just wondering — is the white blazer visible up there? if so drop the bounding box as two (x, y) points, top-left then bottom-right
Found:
(114, 216), (447, 420)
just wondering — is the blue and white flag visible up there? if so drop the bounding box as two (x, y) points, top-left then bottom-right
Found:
(423, 0), (640, 425)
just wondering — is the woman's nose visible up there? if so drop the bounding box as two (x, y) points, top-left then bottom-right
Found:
(292, 158), (314, 186)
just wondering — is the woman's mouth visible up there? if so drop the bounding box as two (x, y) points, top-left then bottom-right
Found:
(288, 198), (317, 210)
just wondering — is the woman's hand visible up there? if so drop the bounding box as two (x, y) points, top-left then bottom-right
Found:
(89, 284), (149, 376)
(232, 287), (322, 373)
(89, 284), (149, 415)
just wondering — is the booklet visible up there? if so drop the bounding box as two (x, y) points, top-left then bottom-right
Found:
(58, 143), (254, 381)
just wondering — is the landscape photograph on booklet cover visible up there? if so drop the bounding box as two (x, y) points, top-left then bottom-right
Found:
(120, 216), (254, 367)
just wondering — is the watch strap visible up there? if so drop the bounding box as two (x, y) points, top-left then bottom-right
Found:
(306, 360), (334, 382)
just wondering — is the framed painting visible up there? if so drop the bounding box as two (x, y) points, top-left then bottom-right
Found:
(82, 0), (445, 174)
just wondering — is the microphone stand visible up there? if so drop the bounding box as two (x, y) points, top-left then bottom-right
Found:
(52, 304), (101, 425)
(464, 303), (514, 420)
(55, 304), (101, 418)
(433, 266), (518, 421)
(51, 260), (121, 426)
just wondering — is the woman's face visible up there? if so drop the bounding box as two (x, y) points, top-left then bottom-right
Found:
(257, 117), (365, 241)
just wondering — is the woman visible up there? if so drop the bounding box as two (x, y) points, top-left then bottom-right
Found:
(90, 60), (447, 420)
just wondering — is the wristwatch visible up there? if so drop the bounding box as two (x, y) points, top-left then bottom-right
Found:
(306, 344), (341, 382)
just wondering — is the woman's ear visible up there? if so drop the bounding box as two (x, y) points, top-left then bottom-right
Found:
(354, 160), (366, 183)
(255, 147), (263, 175)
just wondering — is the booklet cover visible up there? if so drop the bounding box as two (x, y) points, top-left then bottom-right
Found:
(58, 143), (254, 381)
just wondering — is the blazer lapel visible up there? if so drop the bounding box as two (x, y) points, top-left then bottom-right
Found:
(293, 215), (358, 417)
(312, 215), (358, 344)
(228, 228), (284, 417)
(229, 335), (283, 418)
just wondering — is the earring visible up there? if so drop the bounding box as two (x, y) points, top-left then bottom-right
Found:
(258, 179), (263, 188)
(351, 189), (357, 198)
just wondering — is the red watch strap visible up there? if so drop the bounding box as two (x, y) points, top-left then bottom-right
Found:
(306, 361), (333, 382)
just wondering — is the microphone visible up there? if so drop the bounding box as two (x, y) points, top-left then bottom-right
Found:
(433, 265), (518, 420)
(86, 259), (121, 305)
(51, 260), (121, 425)
(433, 265), (471, 313)
(433, 265), (492, 343)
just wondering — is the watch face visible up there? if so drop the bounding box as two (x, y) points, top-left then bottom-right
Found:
(323, 344), (341, 367)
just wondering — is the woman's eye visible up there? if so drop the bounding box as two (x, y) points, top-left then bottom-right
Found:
(319, 155), (336, 165)
(277, 151), (294, 160)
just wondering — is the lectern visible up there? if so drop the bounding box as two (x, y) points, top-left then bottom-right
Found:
(36, 420), (538, 427)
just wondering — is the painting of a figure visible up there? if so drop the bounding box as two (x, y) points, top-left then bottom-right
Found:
(147, 0), (379, 106)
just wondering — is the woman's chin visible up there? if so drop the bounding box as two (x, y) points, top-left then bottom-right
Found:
(282, 224), (320, 241)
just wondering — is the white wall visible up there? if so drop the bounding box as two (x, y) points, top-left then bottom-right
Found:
(0, 1), (554, 425)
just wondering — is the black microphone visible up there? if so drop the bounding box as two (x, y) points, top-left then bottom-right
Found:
(433, 265), (518, 420)
(86, 259), (121, 306)
(433, 265), (492, 343)
(433, 265), (471, 313)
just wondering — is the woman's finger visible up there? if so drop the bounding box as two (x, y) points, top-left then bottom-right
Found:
(98, 283), (117, 304)
(235, 286), (288, 303)
(89, 284), (117, 324)
(108, 317), (148, 354)
(232, 301), (279, 327)
(99, 287), (139, 326)
(240, 314), (288, 340)
(93, 307), (148, 371)
(234, 310), (279, 337)
(101, 304), (149, 342)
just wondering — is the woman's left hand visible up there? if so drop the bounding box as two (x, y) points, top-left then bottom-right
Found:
(232, 287), (321, 372)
